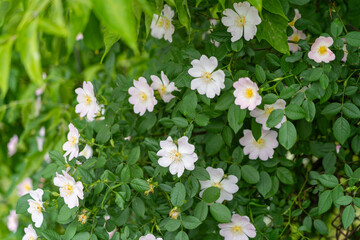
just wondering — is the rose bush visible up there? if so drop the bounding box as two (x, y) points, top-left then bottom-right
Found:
(1, 0), (360, 239)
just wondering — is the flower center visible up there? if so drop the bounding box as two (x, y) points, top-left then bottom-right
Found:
(29, 237), (35, 240)
(292, 35), (300, 42)
(201, 72), (212, 82)
(35, 202), (42, 213)
(70, 136), (77, 146)
(212, 182), (223, 189)
(231, 225), (243, 234)
(245, 88), (254, 98)
(164, 18), (170, 30)
(171, 150), (182, 162)
(289, 19), (295, 27)
(254, 138), (265, 147)
(25, 184), (32, 191)
(318, 46), (327, 55)
(78, 214), (87, 224)
(236, 15), (246, 27)
(265, 107), (275, 116)
(85, 94), (92, 105)
(63, 184), (74, 196)
(159, 85), (166, 95)
(139, 92), (147, 101)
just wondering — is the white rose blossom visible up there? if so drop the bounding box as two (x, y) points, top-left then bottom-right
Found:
(250, 99), (286, 130)
(62, 123), (80, 161)
(233, 77), (262, 111)
(139, 233), (163, 240)
(239, 129), (279, 161)
(157, 136), (198, 177)
(128, 77), (158, 116)
(17, 178), (33, 197)
(53, 170), (84, 209)
(75, 81), (100, 121)
(151, 71), (179, 102)
(150, 4), (175, 42)
(27, 189), (44, 228)
(218, 214), (256, 240)
(199, 167), (239, 203)
(79, 144), (93, 159)
(22, 224), (38, 240)
(7, 210), (18, 233)
(188, 55), (225, 98)
(221, 1), (261, 42)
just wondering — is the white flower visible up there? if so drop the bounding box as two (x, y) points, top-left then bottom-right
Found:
(53, 170), (84, 209)
(199, 167), (239, 203)
(233, 77), (262, 111)
(289, 9), (301, 27)
(8, 134), (18, 157)
(79, 144), (93, 159)
(7, 210), (18, 233)
(288, 27), (306, 53)
(157, 136), (198, 177)
(76, 33), (83, 41)
(44, 152), (51, 164)
(27, 189), (44, 228)
(150, 4), (175, 42)
(128, 77), (158, 116)
(218, 214), (256, 240)
(17, 178), (33, 197)
(188, 55), (225, 98)
(151, 71), (179, 102)
(22, 224), (38, 240)
(239, 129), (279, 161)
(308, 36), (335, 63)
(250, 99), (286, 130)
(36, 127), (46, 151)
(95, 104), (105, 121)
(139, 233), (163, 240)
(221, 1), (261, 42)
(75, 81), (100, 121)
(62, 123), (80, 161)
(263, 215), (272, 227)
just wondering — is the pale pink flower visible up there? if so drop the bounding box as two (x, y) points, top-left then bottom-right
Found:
(233, 77), (261, 111)
(128, 77), (157, 116)
(7, 210), (18, 233)
(150, 4), (175, 42)
(75, 81), (100, 121)
(157, 136), (198, 177)
(76, 33), (83, 41)
(288, 27), (306, 53)
(188, 55), (225, 98)
(289, 9), (301, 27)
(62, 123), (80, 161)
(151, 71), (179, 102)
(17, 178), (33, 197)
(199, 167), (239, 203)
(336, 144), (341, 154)
(221, 1), (261, 42)
(54, 170), (84, 209)
(27, 189), (44, 228)
(124, 136), (131, 141)
(239, 129), (278, 161)
(8, 134), (18, 157)
(218, 214), (256, 240)
(22, 224), (38, 240)
(342, 38), (348, 62)
(308, 36), (335, 63)
(139, 233), (163, 240)
(79, 144), (93, 159)
(250, 99), (286, 130)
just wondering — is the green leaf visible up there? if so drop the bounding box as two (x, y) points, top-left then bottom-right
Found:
(276, 167), (294, 185)
(194, 201), (208, 221)
(101, 27), (120, 63)
(192, 166), (210, 181)
(279, 121), (297, 150)
(41, 230), (62, 240)
(57, 204), (77, 223)
(202, 187), (220, 203)
(266, 109), (284, 128)
(127, 146), (140, 165)
(180, 91), (197, 117)
(231, 39), (243, 52)
(314, 219), (328, 235)
(345, 32), (360, 47)
(130, 178), (150, 192)
(289, 0), (310, 5)
(257, 11), (289, 54)
(342, 102), (360, 119)
(171, 183), (186, 206)
(165, 219), (181, 232)
(16, 194), (30, 214)
(263, 0), (288, 20)
(318, 174), (338, 188)
(321, 103), (342, 116)
(115, 192), (126, 210)
(255, 64), (266, 83)
(336, 196), (353, 206)
(175, 231), (189, 240)
(91, 0), (138, 53)
(0, 36), (14, 98)
(96, 124), (111, 144)
(209, 203), (231, 223)
(302, 100), (316, 122)
(342, 205), (355, 229)
(351, 135), (360, 155)
(318, 190), (332, 214)
(319, 74), (329, 89)
(174, 0), (191, 33)
(16, 20), (43, 85)
(215, 92), (235, 111)
(206, 134), (224, 156)
(333, 117), (350, 145)
(194, 113), (210, 127)
(285, 104), (306, 120)
(172, 117), (189, 128)
(182, 216), (202, 229)
(63, 222), (77, 240)
(248, 0), (262, 12)
(257, 171), (272, 196)
(227, 104), (246, 133)
(331, 19), (343, 37)
(241, 165), (260, 184)
(309, 68), (323, 81)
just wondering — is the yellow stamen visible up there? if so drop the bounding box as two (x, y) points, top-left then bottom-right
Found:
(78, 214), (87, 224)
(292, 35), (300, 42)
(318, 46), (327, 55)
(139, 92), (147, 101)
(164, 18), (170, 30)
(25, 184), (31, 191)
(63, 184), (73, 196)
(35, 203), (42, 213)
(265, 107), (275, 116)
(201, 72), (212, 82)
(289, 19), (295, 27)
(213, 182), (223, 189)
(236, 16), (246, 27)
(159, 85), (166, 95)
(254, 138), (265, 147)
(231, 225), (243, 234)
(71, 136), (77, 146)
(245, 88), (254, 98)
(85, 94), (92, 105)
